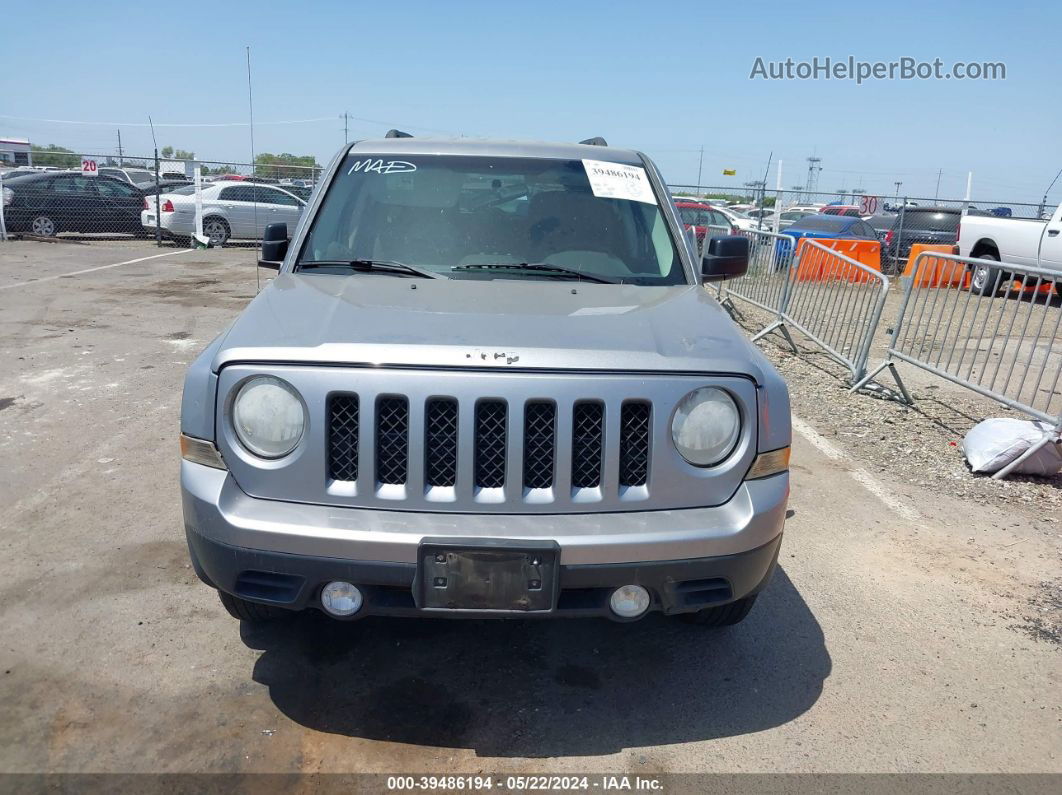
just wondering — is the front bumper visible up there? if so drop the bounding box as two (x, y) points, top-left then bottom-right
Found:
(182, 461), (788, 619)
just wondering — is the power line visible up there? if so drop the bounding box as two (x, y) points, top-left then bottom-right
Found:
(0, 113), (335, 128)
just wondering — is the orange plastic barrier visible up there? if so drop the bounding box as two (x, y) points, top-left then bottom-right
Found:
(904, 244), (966, 287)
(794, 238), (883, 282)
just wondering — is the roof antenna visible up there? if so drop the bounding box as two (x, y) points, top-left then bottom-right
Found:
(385, 129), (413, 139)
(579, 137), (608, 147)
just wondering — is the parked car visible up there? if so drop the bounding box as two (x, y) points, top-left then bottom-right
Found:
(821, 205), (863, 218)
(958, 202), (1062, 295)
(782, 214), (879, 244)
(277, 183), (312, 201)
(141, 182), (306, 245)
(0, 168), (39, 181)
(674, 200), (736, 247)
(776, 214), (880, 265)
(97, 167), (157, 188)
(776, 209), (816, 230)
(714, 205), (760, 232)
(2, 172), (145, 236)
(866, 207), (976, 263)
(179, 135), (791, 627)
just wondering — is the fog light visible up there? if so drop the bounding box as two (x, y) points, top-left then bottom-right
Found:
(609, 584), (651, 618)
(321, 581), (363, 616)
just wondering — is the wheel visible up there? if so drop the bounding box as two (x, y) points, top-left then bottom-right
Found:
(202, 216), (230, 247)
(217, 590), (290, 622)
(680, 595), (758, 627)
(30, 215), (58, 237)
(968, 253), (1004, 295)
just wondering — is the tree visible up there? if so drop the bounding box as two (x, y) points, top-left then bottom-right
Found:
(161, 146), (195, 160)
(254, 152), (319, 180)
(31, 144), (80, 168)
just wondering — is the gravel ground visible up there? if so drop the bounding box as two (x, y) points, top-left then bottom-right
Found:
(729, 297), (1062, 517)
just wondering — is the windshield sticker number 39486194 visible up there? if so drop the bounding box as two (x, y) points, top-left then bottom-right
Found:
(582, 159), (657, 205)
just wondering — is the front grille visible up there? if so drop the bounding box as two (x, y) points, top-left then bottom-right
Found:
(475, 401), (507, 488)
(619, 402), (651, 487)
(376, 396), (409, 484)
(523, 401), (555, 489)
(571, 402), (604, 488)
(324, 391), (666, 503)
(327, 394), (359, 481)
(425, 398), (458, 487)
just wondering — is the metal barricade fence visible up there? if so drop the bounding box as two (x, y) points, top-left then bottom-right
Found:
(853, 251), (1062, 479)
(721, 228), (796, 315)
(720, 234), (890, 383)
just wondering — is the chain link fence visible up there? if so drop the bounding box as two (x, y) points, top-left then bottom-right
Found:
(0, 151), (320, 244)
(667, 183), (1051, 276)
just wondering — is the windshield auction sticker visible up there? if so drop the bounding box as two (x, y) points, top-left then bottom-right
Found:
(582, 159), (657, 204)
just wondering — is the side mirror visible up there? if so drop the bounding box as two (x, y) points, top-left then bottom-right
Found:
(259, 222), (288, 270)
(701, 235), (749, 282)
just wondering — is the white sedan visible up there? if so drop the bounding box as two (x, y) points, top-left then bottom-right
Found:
(141, 182), (306, 245)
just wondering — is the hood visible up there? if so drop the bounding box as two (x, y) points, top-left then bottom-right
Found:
(212, 273), (774, 382)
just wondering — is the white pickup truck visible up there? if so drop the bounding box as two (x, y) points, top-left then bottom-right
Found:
(958, 203), (1062, 295)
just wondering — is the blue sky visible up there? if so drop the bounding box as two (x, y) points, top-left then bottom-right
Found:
(1, 0), (1058, 204)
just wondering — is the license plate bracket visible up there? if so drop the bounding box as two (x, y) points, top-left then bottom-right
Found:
(416, 539), (559, 612)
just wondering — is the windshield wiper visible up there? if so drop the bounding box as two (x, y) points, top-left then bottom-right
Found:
(451, 262), (619, 284)
(298, 259), (446, 279)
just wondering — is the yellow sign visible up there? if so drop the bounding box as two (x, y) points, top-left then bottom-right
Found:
(722, 169), (736, 176)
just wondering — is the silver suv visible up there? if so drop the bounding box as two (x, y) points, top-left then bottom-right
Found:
(180, 135), (791, 627)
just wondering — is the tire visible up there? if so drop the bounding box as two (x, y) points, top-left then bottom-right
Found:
(680, 595), (758, 627)
(30, 215), (59, 237)
(968, 253), (1004, 296)
(1054, 282), (1062, 299)
(202, 216), (230, 247)
(217, 590), (290, 622)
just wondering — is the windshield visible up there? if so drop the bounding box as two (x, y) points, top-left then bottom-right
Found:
(298, 154), (685, 285)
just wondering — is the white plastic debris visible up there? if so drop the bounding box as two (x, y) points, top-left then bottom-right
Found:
(962, 418), (1062, 477)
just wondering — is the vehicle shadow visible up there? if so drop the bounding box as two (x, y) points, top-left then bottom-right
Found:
(240, 567), (830, 757)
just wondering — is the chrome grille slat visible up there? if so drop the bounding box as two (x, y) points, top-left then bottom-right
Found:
(571, 402), (604, 488)
(425, 399), (458, 487)
(619, 401), (651, 487)
(375, 396), (409, 485)
(327, 394), (359, 481)
(474, 400), (508, 488)
(523, 401), (556, 489)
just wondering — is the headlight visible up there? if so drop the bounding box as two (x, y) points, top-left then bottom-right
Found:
(232, 375), (306, 458)
(671, 387), (741, 467)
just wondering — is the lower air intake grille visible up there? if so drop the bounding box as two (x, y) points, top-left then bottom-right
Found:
(619, 402), (651, 487)
(425, 398), (458, 487)
(571, 402), (604, 488)
(327, 394), (359, 481)
(523, 401), (556, 489)
(376, 396), (409, 484)
(475, 400), (507, 488)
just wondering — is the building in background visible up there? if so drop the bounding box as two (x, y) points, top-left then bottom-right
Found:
(0, 137), (32, 166)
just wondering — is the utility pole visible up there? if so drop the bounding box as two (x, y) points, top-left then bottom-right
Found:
(117, 129), (124, 166)
(696, 145), (703, 190)
(894, 181), (902, 199)
(342, 112), (349, 145)
(934, 168), (943, 200)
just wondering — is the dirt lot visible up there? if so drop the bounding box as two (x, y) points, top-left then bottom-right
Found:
(0, 239), (1059, 777)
